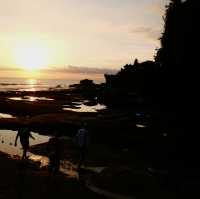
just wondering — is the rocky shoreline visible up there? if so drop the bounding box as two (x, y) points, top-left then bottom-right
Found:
(0, 89), (183, 198)
(0, 89), (159, 198)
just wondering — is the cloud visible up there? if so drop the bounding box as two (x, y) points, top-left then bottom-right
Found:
(0, 65), (117, 74)
(44, 65), (118, 75)
(149, 0), (169, 15)
(131, 27), (161, 41)
(0, 66), (22, 71)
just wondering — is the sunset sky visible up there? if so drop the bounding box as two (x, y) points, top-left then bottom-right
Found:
(0, 0), (169, 80)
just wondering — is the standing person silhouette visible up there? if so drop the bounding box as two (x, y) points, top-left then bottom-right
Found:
(47, 132), (62, 176)
(15, 121), (35, 159)
(75, 122), (89, 170)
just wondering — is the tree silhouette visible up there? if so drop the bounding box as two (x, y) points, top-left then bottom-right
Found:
(154, 0), (200, 173)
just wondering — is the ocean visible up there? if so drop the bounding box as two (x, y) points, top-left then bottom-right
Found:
(0, 77), (103, 92)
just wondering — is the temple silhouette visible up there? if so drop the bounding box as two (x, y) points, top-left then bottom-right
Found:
(102, 0), (200, 186)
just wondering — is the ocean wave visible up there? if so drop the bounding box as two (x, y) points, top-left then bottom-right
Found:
(0, 83), (40, 86)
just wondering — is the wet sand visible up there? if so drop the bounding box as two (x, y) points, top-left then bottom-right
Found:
(0, 90), (175, 198)
(0, 152), (105, 199)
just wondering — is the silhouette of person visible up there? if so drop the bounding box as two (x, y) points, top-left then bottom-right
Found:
(15, 121), (35, 159)
(75, 122), (89, 170)
(47, 132), (61, 176)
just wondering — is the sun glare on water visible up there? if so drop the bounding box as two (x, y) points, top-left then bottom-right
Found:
(14, 41), (51, 72)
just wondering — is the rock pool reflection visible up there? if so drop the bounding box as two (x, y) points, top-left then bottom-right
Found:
(136, 124), (146, 128)
(0, 130), (50, 166)
(63, 103), (106, 112)
(0, 113), (15, 118)
(8, 96), (54, 101)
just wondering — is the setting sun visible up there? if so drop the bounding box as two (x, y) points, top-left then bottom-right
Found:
(13, 42), (51, 72)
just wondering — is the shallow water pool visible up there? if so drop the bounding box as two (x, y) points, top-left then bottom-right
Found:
(0, 130), (78, 177)
(0, 113), (15, 118)
(0, 130), (105, 177)
(0, 130), (50, 166)
(8, 96), (54, 102)
(63, 103), (106, 112)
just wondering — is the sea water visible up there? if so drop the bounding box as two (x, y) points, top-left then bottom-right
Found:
(0, 77), (79, 91)
(0, 77), (104, 92)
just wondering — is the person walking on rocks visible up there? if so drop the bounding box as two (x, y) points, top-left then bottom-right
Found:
(47, 133), (61, 176)
(75, 122), (89, 170)
(15, 121), (35, 159)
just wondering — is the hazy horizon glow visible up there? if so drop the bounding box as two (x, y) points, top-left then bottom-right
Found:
(0, 0), (169, 79)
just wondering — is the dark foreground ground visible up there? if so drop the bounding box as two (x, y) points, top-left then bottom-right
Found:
(0, 152), (106, 199)
(1, 90), (200, 198)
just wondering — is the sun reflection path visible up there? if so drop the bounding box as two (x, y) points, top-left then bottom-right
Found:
(27, 79), (37, 85)
(26, 79), (37, 92)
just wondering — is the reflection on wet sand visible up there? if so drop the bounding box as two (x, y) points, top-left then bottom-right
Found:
(8, 96), (54, 102)
(28, 154), (49, 167)
(0, 130), (78, 178)
(0, 130), (106, 179)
